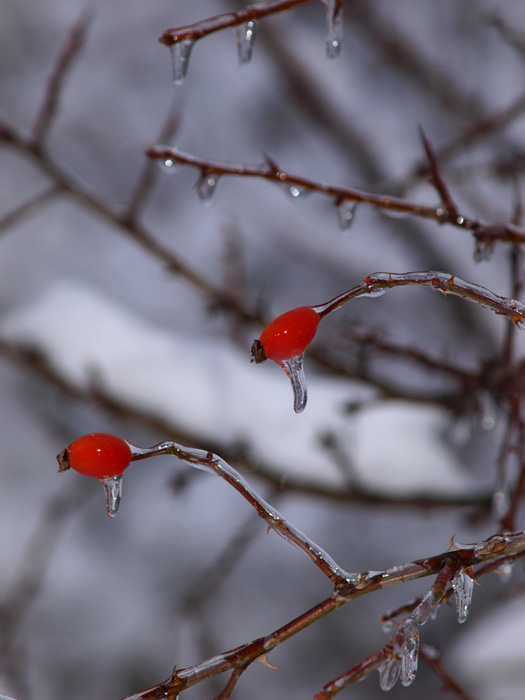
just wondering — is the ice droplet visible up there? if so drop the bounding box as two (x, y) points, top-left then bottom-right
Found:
(100, 475), (123, 518)
(235, 20), (258, 64)
(160, 157), (177, 174)
(323, 0), (343, 59)
(400, 631), (419, 687)
(337, 200), (358, 230)
(279, 355), (308, 413)
(451, 570), (474, 623)
(378, 655), (400, 691)
(364, 285), (387, 298)
(197, 173), (220, 202)
(170, 39), (194, 85)
(283, 183), (310, 199)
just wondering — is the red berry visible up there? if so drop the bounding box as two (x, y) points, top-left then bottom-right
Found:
(57, 433), (132, 479)
(251, 306), (320, 364)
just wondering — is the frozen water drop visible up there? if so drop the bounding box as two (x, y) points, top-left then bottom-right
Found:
(197, 173), (220, 202)
(282, 183), (310, 199)
(101, 475), (123, 518)
(235, 20), (258, 64)
(323, 0), (343, 59)
(451, 570), (474, 623)
(280, 355), (308, 413)
(364, 286), (387, 298)
(400, 631), (419, 687)
(170, 39), (194, 85)
(337, 200), (358, 230)
(159, 157), (178, 174)
(378, 655), (400, 691)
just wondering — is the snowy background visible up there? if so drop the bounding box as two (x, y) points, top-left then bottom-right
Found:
(1, 1), (525, 699)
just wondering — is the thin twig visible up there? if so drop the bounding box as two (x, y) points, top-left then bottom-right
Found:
(0, 185), (63, 238)
(159, 0), (315, 46)
(419, 126), (459, 219)
(31, 13), (92, 145)
(420, 644), (476, 700)
(0, 119), (259, 323)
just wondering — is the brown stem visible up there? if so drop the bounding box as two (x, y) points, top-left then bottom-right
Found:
(159, 0), (315, 46)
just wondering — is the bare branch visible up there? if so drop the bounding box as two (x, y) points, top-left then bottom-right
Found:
(0, 185), (62, 238)
(31, 13), (92, 146)
(420, 645), (477, 700)
(159, 0), (315, 47)
(147, 144), (525, 245)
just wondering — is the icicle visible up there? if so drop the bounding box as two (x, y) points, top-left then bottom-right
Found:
(279, 355), (308, 413)
(197, 173), (220, 202)
(235, 20), (258, 65)
(400, 631), (419, 687)
(451, 570), (474, 623)
(100, 475), (123, 518)
(323, 0), (343, 59)
(337, 200), (358, 230)
(170, 39), (194, 85)
(378, 655), (400, 691)
(477, 390), (497, 431)
(473, 238), (495, 262)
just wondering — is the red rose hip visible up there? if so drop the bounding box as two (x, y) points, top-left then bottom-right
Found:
(251, 306), (320, 364)
(57, 432), (132, 479)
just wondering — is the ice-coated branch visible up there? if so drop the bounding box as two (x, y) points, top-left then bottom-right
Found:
(315, 560), (459, 698)
(146, 145), (525, 246)
(313, 270), (525, 329)
(121, 518), (525, 699)
(129, 440), (356, 586)
(160, 0), (339, 82)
